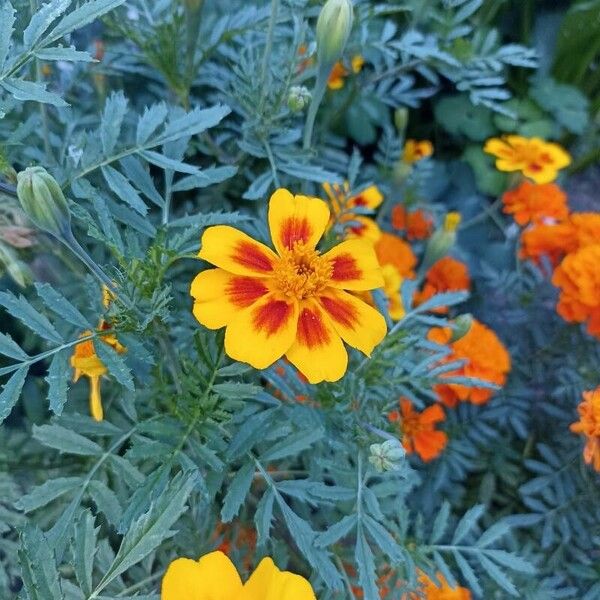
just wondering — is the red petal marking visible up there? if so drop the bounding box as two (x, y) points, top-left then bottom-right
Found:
(528, 163), (542, 172)
(253, 299), (294, 336)
(331, 254), (361, 282)
(296, 307), (330, 349)
(352, 195), (366, 207)
(226, 277), (269, 308)
(350, 223), (365, 236)
(539, 152), (552, 164)
(319, 295), (358, 328)
(280, 217), (312, 249)
(232, 241), (274, 272)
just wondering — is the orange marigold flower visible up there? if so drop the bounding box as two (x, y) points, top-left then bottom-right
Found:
(190, 189), (387, 383)
(570, 212), (600, 248)
(414, 256), (470, 314)
(403, 139), (434, 164)
(161, 551), (315, 600)
(428, 319), (511, 407)
(403, 571), (472, 600)
(388, 399), (447, 461)
(374, 232), (417, 278)
(552, 244), (600, 338)
(391, 205), (434, 240)
(484, 135), (571, 184)
(570, 387), (600, 471)
(324, 181), (383, 242)
(327, 54), (364, 89)
(502, 181), (569, 226)
(519, 222), (577, 266)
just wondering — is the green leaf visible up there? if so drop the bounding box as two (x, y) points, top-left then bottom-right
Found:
(171, 166), (238, 192)
(136, 103), (168, 145)
(0, 2), (16, 71)
(260, 427), (324, 462)
(452, 504), (485, 544)
(479, 555), (519, 596)
(355, 527), (378, 600)
(430, 501), (450, 544)
(315, 515), (357, 548)
(221, 463), (254, 522)
(35, 282), (90, 329)
(254, 488), (274, 546)
(213, 382), (260, 400)
(33, 424), (103, 456)
(71, 510), (98, 598)
(18, 524), (65, 600)
(88, 479), (122, 526)
(100, 91), (128, 156)
(0, 332), (29, 361)
(0, 290), (63, 343)
(15, 476), (82, 513)
(453, 550), (482, 596)
(0, 367), (28, 423)
(102, 165), (148, 215)
(477, 519), (511, 548)
(34, 45), (95, 62)
(155, 104), (231, 145)
(23, 0), (71, 48)
(363, 515), (402, 563)
(1, 78), (68, 107)
(94, 339), (134, 391)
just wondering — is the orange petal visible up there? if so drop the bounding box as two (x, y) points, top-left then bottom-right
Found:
(419, 403), (445, 425)
(323, 239), (384, 290)
(199, 225), (278, 277)
(414, 430), (447, 461)
(268, 188), (330, 254)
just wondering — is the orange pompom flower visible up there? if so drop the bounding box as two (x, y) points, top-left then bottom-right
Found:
(414, 256), (470, 313)
(519, 222), (577, 266)
(190, 189), (387, 384)
(502, 181), (569, 226)
(391, 205), (434, 240)
(484, 135), (571, 184)
(388, 398), (447, 461)
(552, 244), (600, 338)
(570, 387), (600, 471)
(403, 140), (434, 164)
(403, 570), (472, 600)
(374, 232), (417, 278)
(161, 551), (315, 600)
(428, 319), (511, 407)
(327, 54), (364, 89)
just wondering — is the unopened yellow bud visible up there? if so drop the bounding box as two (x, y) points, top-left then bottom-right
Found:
(316, 0), (354, 67)
(422, 212), (462, 269)
(444, 211), (461, 232)
(16, 167), (71, 239)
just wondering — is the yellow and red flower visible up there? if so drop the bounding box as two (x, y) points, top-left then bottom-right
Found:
(502, 181), (569, 226)
(403, 140), (434, 164)
(391, 205), (434, 240)
(328, 54), (364, 89)
(161, 551), (315, 600)
(484, 135), (571, 184)
(428, 319), (511, 407)
(414, 256), (470, 314)
(190, 189), (387, 383)
(404, 570), (472, 600)
(552, 244), (600, 338)
(570, 387), (600, 472)
(388, 399), (447, 462)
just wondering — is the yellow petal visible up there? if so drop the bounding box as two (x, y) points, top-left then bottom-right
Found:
(341, 215), (381, 243)
(224, 293), (299, 369)
(348, 185), (383, 210)
(240, 557), (316, 600)
(318, 288), (386, 356)
(89, 376), (103, 421)
(160, 553), (243, 600)
(323, 239), (384, 290)
(285, 299), (348, 383)
(268, 189), (330, 255)
(191, 268), (270, 329)
(199, 226), (278, 277)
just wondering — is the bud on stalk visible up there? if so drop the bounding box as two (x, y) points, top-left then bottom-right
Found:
(450, 313), (473, 342)
(421, 211), (462, 271)
(316, 0), (354, 67)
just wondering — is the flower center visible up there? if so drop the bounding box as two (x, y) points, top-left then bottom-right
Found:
(401, 413), (423, 438)
(273, 242), (333, 300)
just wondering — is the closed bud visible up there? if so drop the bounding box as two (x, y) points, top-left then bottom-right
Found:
(450, 313), (473, 342)
(422, 211), (461, 269)
(369, 439), (405, 472)
(316, 0), (354, 67)
(16, 167), (71, 239)
(394, 107), (409, 133)
(288, 85), (312, 112)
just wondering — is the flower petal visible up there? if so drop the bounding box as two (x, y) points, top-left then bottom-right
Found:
(199, 226), (278, 277)
(225, 293), (299, 369)
(323, 239), (384, 290)
(191, 269), (270, 329)
(285, 300), (348, 383)
(341, 215), (381, 242)
(318, 288), (386, 356)
(240, 557), (316, 600)
(349, 185), (383, 210)
(268, 188), (330, 254)
(161, 553), (242, 600)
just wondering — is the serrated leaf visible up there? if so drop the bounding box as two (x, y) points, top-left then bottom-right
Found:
(477, 519), (511, 548)
(260, 427), (324, 462)
(23, 0), (71, 48)
(315, 514), (357, 548)
(1, 78), (68, 107)
(136, 103), (168, 145)
(45, 350), (70, 416)
(33, 424), (103, 456)
(34, 45), (94, 61)
(102, 165), (148, 215)
(430, 500), (450, 544)
(479, 555), (518, 596)
(452, 504), (485, 544)
(94, 339), (134, 391)
(88, 479), (122, 526)
(100, 92), (128, 156)
(0, 2), (16, 71)
(35, 282), (90, 328)
(355, 527), (378, 600)
(453, 550), (482, 596)
(221, 463), (254, 522)
(362, 515), (402, 563)
(15, 476), (82, 512)
(213, 382), (260, 400)
(71, 510), (98, 597)
(0, 332), (28, 361)
(155, 104), (231, 145)
(0, 367), (28, 423)
(254, 488), (274, 546)
(0, 290), (62, 343)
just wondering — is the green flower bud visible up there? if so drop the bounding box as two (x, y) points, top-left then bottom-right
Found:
(316, 0), (354, 67)
(422, 212), (461, 269)
(288, 86), (312, 112)
(368, 439), (405, 472)
(394, 107), (409, 133)
(450, 313), (473, 342)
(16, 167), (71, 239)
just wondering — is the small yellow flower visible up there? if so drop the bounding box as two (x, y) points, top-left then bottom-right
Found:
(403, 139), (434, 164)
(327, 54), (364, 90)
(190, 189), (387, 384)
(444, 211), (461, 232)
(381, 264), (405, 320)
(484, 135), (571, 184)
(161, 551), (316, 600)
(351, 54), (364, 73)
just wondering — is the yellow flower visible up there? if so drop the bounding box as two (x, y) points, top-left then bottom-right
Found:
(190, 189), (386, 383)
(327, 54), (364, 89)
(403, 139), (433, 164)
(323, 181), (383, 243)
(161, 551), (316, 600)
(484, 135), (571, 184)
(381, 264), (405, 320)
(351, 54), (364, 73)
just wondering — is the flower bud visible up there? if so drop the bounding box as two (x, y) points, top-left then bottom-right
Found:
(369, 439), (405, 472)
(16, 167), (71, 239)
(288, 85), (312, 112)
(450, 313), (473, 342)
(422, 211), (461, 269)
(394, 107), (408, 133)
(316, 0), (354, 67)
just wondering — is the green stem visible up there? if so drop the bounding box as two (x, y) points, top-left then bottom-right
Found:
(303, 65), (330, 150)
(259, 0), (280, 112)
